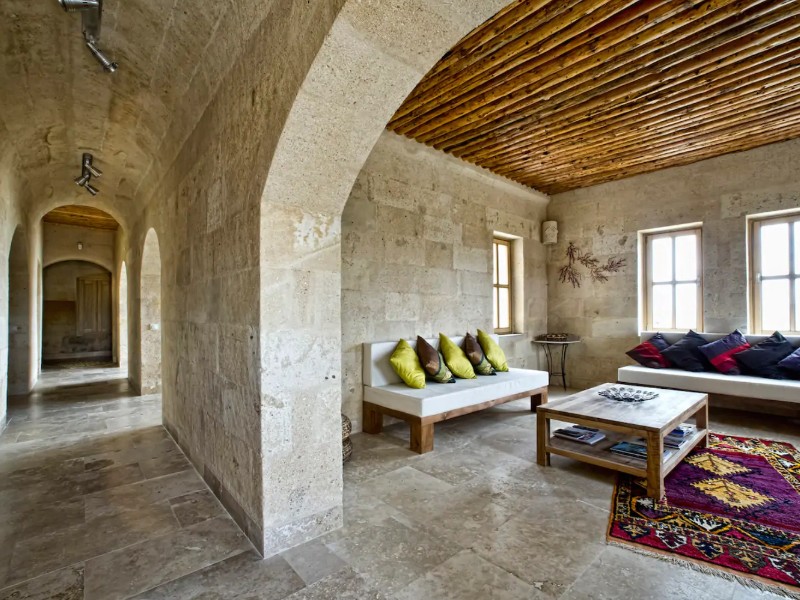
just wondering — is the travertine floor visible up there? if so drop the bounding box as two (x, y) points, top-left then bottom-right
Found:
(0, 368), (797, 599)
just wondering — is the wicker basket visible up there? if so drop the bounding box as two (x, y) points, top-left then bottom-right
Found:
(342, 436), (353, 463)
(341, 414), (353, 464)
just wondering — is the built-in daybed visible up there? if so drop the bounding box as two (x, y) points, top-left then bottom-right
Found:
(618, 331), (800, 417)
(362, 335), (549, 453)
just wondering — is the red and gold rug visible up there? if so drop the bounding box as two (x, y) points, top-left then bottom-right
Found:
(608, 433), (800, 594)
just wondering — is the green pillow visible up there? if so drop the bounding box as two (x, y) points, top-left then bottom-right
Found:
(389, 339), (426, 389)
(477, 329), (508, 372)
(439, 333), (476, 379)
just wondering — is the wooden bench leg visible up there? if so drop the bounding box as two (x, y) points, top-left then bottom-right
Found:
(531, 387), (548, 411)
(410, 420), (434, 454)
(363, 403), (383, 434)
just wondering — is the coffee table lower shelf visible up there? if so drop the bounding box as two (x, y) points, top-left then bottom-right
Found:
(546, 429), (708, 479)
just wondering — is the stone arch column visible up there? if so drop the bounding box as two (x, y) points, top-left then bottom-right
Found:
(139, 229), (162, 394)
(118, 261), (129, 371)
(6, 226), (31, 396)
(257, 0), (510, 555)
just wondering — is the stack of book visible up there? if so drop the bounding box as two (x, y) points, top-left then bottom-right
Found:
(553, 425), (606, 445)
(609, 440), (675, 461)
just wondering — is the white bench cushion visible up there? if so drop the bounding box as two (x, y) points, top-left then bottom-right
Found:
(618, 365), (800, 404)
(365, 368), (549, 418)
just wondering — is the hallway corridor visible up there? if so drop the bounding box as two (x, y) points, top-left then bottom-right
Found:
(0, 366), (258, 599)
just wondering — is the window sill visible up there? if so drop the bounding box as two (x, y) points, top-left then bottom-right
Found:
(497, 333), (525, 340)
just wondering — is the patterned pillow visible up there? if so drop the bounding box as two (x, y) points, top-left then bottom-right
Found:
(661, 331), (712, 372)
(416, 336), (455, 383)
(463, 333), (496, 375)
(698, 330), (751, 375)
(734, 332), (794, 379)
(778, 347), (800, 379)
(625, 333), (671, 369)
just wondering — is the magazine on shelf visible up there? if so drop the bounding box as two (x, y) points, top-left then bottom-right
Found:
(609, 440), (675, 461)
(553, 425), (606, 446)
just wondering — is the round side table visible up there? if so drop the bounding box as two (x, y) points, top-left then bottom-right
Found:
(533, 335), (581, 391)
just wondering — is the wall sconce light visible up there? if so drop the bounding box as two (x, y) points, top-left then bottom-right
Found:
(72, 152), (103, 195)
(542, 221), (558, 245)
(57, 0), (119, 72)
(77, 242), (84, 251)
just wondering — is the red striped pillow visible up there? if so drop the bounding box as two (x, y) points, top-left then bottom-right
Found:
(698, 330), (751, 375)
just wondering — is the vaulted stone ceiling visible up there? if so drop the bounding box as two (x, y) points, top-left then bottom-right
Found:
(390, 0), (800, 194)
(0, 0), (271, 224)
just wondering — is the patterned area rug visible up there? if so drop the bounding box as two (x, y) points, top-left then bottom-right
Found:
(608, 433), (800, 595)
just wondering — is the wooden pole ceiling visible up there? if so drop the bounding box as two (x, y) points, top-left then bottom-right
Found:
(388, 0), (800, 194)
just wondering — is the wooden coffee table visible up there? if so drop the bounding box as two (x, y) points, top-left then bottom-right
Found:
(536, 383), (709, 499)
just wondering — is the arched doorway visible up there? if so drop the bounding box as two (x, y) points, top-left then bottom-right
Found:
(42, 260), (112, 365)
(118, 262), (129, 372)
(140, 229), (162, 394)
(7, 226), (31, 396)
(255, 0), (512, 555)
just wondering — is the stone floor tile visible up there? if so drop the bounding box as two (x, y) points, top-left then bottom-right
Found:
(0, 564), (84, 600)
(138, 446), (192, 479)
(84, 469), (206, 520)
(169, 489), (226, 527)
(470, 497), (609, 597)
(6, 502), (179, 587)
(327, 516), (459, 594)
(280, 539), (348, 585)
(564, 545), (736, 600)
(392, 549), (544, 600)
(283, 568), (386, 600)
(410, 444), (532, 485)
(355, 465), (453, 508)
(83, 515), (252, 599)
(391, 486), (516, 550)
(130, 550), (304, 599)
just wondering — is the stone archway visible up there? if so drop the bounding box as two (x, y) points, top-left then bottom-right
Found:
(6, 226), (31, 397)
(118, 262), (129, 372)
(257, 0), (511, 555)
(140, 229), (162, 395)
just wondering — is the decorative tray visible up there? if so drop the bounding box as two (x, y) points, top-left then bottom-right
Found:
(598, 386), (659, 403)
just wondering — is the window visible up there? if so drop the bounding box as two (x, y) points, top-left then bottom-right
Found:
(642, 227), (702, 331)
(751, 213), (800, 333)
(493, 238), (512, 333)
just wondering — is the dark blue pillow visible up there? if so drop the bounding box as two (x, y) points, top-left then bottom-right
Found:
(779, 346), (800, 379)
(661, 331), (712, 372)
(734, 332), (794, 379)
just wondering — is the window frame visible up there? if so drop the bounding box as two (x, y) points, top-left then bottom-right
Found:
(750, 212), (800, 334)
(492, 237), (513, 334)
(642, 227), (704, 332)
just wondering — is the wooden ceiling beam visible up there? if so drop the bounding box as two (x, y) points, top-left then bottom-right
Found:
(395, 0), (588, 118)
(525, 112), (800, 188)
(390, 0), (800, 194)
(500, 96), (800, 180)
(474, 45), (800, 167)
(399, 0), (726, 139)
(429, 4), (800, 151)
(391, 0), (654, 133)
(538, 122), (800, 193)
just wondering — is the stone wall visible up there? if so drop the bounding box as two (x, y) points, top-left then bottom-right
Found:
(125, 0), (348, 554)
(547, 138), (800, 390)
(43, 222), (116, 272)
(0, 139), (31, 421)
(342, 131), (549, 431)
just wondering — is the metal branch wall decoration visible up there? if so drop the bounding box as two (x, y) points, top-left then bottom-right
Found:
(559, 242), (625, 288)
